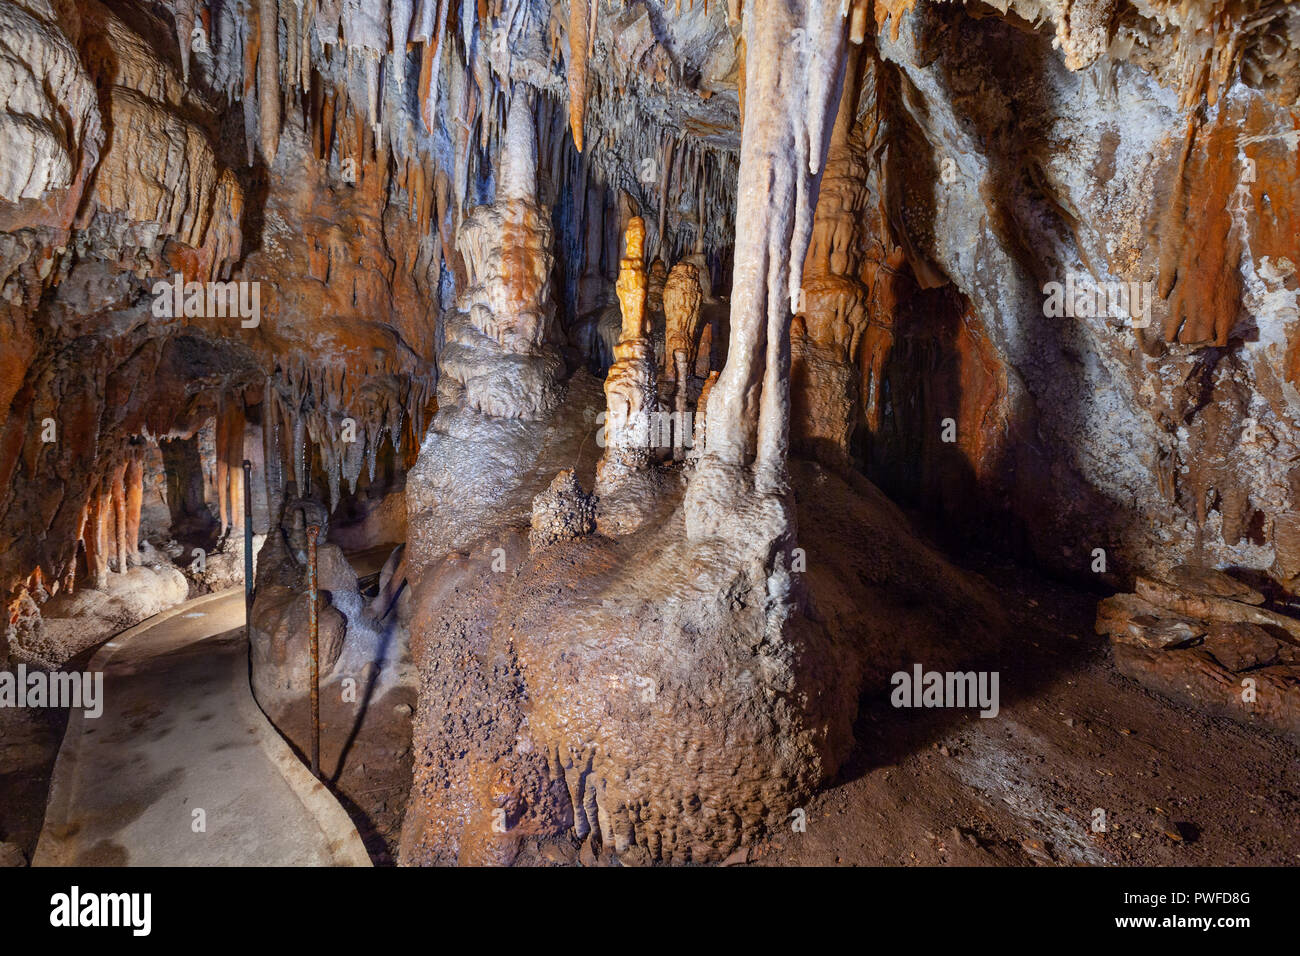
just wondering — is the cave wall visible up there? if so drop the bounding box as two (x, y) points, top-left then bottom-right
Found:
(863, 1), (1299, 586)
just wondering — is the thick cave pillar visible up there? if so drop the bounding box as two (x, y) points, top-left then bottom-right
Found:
(406, 89), (568, 565)
(686, 0), (862, 539)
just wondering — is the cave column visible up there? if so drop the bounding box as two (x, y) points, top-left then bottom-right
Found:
(216, 399), (247, 535)
(83, 482), (109, 590)
(596, 217), (658, 495)
(790, 41), (872, 470)
(687, 0), (859, 535)
(160, 434), (210, 536)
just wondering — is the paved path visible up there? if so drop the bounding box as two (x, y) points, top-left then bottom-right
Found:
(34, 590), (371, 866)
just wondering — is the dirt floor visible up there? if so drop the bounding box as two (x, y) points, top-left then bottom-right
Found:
(268, 468), (1300, 869)
(8, 534), (1298, 868)
(272, 683), (416, 866)
(742, 552), (1300, 867)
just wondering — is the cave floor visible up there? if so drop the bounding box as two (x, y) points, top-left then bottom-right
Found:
(263, 543), (415, 865)
(8, 542), (1297, 867)
(743, 554), (1300, 867)
(31, 591), (367, 866)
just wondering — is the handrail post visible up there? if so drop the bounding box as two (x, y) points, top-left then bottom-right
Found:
(242, 459), (253, 635)
(306, 525), (321, 779)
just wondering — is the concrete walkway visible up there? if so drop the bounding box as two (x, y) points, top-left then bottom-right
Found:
(34, 590), (371, 866)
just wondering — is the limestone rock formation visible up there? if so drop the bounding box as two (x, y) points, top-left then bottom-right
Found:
(2, 0), (1300, 872)
(529, 468), (596, 551)
(595, 216), (657, 492)
(662, 261), (703, 381)
(1099, 565), (1300, 739)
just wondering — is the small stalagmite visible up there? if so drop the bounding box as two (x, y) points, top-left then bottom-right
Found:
(662, 261), (703, 381)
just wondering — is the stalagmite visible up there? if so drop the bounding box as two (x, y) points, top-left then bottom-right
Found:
(691, 369), (718, 458)
(790, 42), (870, 469)
(647, 258), (667, 318)
(595, 216), (657, 494)
(438, 90), (563, 419)
(662, 261), (703, 380)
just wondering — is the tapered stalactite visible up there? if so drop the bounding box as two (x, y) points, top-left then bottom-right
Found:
(568, 0), (589, 152)
(257, 0), (281, 161)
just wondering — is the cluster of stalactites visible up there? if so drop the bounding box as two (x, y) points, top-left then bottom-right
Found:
(169, 0), (741, 289)
(177, 0), (545, 218)
(580, 72), (740, 265)
(262, 355), (433, 515)
(74, 452), (146, 593)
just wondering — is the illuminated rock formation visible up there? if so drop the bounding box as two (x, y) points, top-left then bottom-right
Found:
(790, 44), (871, 470)
(662, 261), (703, 381)
(2, 0), (1299, 867)
(686, 0), (863, 537)
(595, 216), (657, 495)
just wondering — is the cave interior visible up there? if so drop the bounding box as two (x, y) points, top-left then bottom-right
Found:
(1, 0), (1299, 868)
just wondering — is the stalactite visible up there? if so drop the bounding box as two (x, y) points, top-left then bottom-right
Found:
(418, 0), (450, 134)
(568, 0), (590, 152)
(258, 0), (282, 161)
